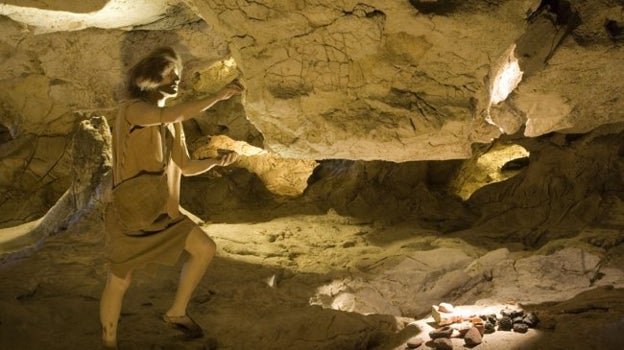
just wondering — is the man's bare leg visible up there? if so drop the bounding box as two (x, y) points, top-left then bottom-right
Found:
(100, 270), (133, 348)
(166, 226), (216, 318)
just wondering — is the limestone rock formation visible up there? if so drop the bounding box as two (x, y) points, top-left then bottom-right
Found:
(191, 134), (317, 196)
(1, 0), (623, 223)
(191, 0), (624, 161)
(0, 116), (111, 262)
(0, 1), (623, 348)
(2, 1), (622, 164)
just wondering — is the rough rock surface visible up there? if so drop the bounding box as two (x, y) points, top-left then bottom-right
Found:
(1, 0), (624, 223)
(0, 1), (623, 349)
(464, 326), (482, 346)
(191, 0), (624, 161)
(0, 116), (110, 262)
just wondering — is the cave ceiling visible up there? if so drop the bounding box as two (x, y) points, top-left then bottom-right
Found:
(0, 0), (623, 163)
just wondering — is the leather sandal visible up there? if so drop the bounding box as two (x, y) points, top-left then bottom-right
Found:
(162, 314), (204, 339)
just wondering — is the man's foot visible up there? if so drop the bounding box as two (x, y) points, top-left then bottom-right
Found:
(101, 339), (118, 349)
(162, 314), (204, 339)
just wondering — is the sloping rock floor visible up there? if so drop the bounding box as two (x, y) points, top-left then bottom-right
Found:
(1, 207), (624, 349)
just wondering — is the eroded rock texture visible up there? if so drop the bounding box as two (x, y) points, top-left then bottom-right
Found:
(0, 1), (622, 254)
(0, 2), (624, 349)
(191, 0), (624, 161)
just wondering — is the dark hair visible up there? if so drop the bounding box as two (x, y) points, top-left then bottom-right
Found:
(126, 47), (183, 99)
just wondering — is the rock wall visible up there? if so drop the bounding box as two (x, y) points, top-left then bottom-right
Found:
(465, 125), (624, 246)
(188, 0), (624, 161)
(0, 10), (245, 225)
(0, 0), (623, 240)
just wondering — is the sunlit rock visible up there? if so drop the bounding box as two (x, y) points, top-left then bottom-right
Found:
(451, 142), (529, 200)
(0, 116), (110, 261)
(192, 134), (317, 197)
(0, 0), (180, 33)
(0, 1), (623, 349)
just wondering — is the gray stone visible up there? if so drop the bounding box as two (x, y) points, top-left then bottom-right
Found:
(513, 323), (529, 333)
(429, 326), (453, 339)
(432, 338), (453, 350)
(406, 336), (424, 349)
(499, 316), (513, 331)
(523, 312), (540, 328)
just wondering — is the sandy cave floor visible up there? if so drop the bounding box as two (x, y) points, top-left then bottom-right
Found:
(1, 207), (624, 350)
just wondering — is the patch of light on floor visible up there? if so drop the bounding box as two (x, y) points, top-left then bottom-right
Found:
(406, 303), (545, 349)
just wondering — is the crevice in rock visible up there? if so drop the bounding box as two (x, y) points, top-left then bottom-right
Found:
(0, 123), (11, 144)
(527, 0), (580, 27)
(407, 0), (506, 15)
(605, 19), (624, 41)
(501, 156), (529, 172)
(385, 88), (446, 126)
(518, 0), (580, 75)
(407, 0), (461, 15)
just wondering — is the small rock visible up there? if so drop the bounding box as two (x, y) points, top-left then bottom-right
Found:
(431, 305), (444, 324)
(429, 326), (454, 339)
(432, 338), (453, 350)
(406, 336), (424, 349)
(439, 302), (454, 313)
(455, 321), (472, 337)
(464, 327), (482, 346)
(500, 308), (524, 318)
(513, 323), (529, 333)
(487, 314), (498, 325)
(484, 321), (496, 334)
(432, 305), (459, 325)
(431, 305), (448, 324)
(523, 312), (540, 328)
(511, 310), (525, 318)
(499, 316), (513, 331)
(512, 316), (525, 324)
(470, 316), (483, 325)
(439, 315), (462, 326)
(473, 323), (485, 336)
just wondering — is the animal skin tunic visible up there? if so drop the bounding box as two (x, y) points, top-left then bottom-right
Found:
(105, 100), (196, 278)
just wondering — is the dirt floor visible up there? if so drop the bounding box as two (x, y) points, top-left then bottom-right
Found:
(1, 203), (624, 350)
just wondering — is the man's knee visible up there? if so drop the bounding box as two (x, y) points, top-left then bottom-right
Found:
(108, 271), (133, 291)
(200, 234), (217, 256)
(188, 227), (216, 258)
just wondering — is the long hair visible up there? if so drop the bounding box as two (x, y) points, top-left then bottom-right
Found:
(126, 47), (183, 99)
